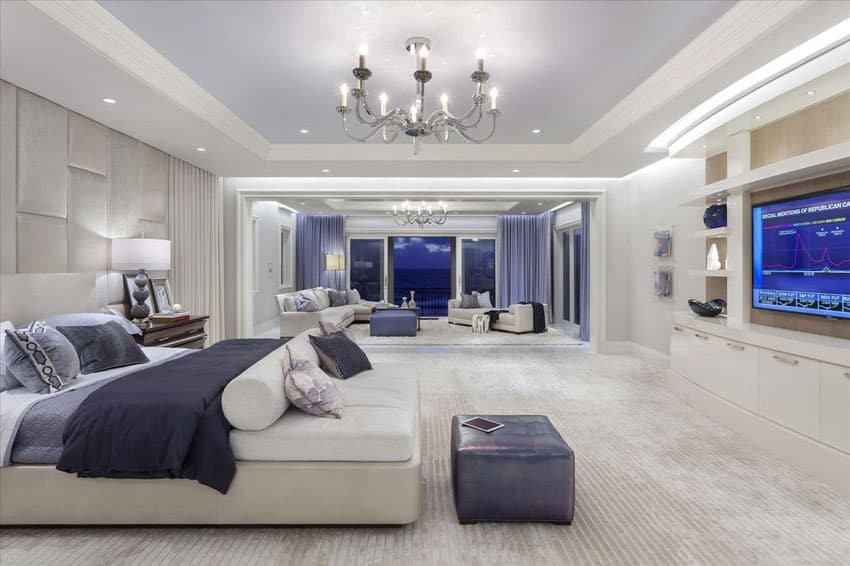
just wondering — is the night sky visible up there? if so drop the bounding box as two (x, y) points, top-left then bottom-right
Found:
(393, 237), (452, 270)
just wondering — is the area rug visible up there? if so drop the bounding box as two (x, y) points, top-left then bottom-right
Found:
(349, 318), (583, 346)
(2, 350), (849, 566)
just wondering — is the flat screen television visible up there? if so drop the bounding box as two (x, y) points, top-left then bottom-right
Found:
(752, 187), (850, 320)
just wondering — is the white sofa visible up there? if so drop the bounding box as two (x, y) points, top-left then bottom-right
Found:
(447, 299), (548, 333)
(276, 288), (379, 336)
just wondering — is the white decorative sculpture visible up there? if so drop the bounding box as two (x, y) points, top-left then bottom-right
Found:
(706, 243), (722, 271)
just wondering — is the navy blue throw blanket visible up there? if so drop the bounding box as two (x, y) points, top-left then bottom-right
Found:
(519, 302), (547, 333)
(57, 339), (285, 494)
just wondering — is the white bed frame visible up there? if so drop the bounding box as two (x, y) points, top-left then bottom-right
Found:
(0, 273), (422, 525)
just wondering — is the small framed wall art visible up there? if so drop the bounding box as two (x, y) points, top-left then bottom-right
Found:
(653, 228), (673, 258)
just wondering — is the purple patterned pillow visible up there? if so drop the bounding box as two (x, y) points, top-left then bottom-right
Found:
(283, 360), (343, 418)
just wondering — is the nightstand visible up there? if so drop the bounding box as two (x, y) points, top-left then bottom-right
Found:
(134, 315), (209, 349)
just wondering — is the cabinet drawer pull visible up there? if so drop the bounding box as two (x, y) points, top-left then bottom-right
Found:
(694, 333), (709, 340)
(156, 335), (173, 343)
(187, 328), (201, 334)
(726, 342), (744, 351)
(773, 355), (799, 366)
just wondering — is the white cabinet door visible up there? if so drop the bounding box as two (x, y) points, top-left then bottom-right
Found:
(820, 363), (850, 453)
(714, 339), (758, 411)
(670, 324), (690, 377)
(758, 349), (820, 440)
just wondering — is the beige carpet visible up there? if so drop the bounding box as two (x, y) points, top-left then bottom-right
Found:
(350, 318), (583, 346)
(2, 349), (849, 565)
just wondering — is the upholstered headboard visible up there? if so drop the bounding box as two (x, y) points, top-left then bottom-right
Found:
(0, 273), (97, 325)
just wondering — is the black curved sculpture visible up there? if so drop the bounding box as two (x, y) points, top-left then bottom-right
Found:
(688, 298), (727, 317)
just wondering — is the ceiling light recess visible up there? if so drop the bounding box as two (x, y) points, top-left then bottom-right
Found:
(102, 97), (116, 104)
(645, 18), (850, 154)
(195, 147), (206, 152)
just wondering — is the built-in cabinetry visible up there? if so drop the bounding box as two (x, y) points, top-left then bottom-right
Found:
(669, 312), (850, 494)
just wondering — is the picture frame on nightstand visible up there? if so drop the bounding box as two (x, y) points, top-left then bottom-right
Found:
(150, 278), (174, 314)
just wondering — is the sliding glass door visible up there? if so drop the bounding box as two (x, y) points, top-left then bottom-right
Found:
(348, 238), (385, 301)
(392, 237), (454, 317)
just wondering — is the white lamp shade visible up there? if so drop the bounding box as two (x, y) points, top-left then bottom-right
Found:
(111, 239), (171, 271)
(325, 254), (344, 271)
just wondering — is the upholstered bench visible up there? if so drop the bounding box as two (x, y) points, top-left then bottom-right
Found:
(451, 415), (575, 524)
(370, 309), (418, 337)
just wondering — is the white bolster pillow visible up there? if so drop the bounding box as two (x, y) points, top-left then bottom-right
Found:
(222, 344), (290, 430)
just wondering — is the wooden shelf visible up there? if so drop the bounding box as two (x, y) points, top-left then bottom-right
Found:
(677, 142), (850, 206)
(688, 269), (731, 278)
(688, 227), (728, 239)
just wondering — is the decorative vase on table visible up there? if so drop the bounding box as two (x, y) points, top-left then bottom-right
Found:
(408, 290), (416, 308)
(402, 297), (409, 309)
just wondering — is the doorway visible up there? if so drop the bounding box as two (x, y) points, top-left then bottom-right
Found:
(391, 237), (454, 316)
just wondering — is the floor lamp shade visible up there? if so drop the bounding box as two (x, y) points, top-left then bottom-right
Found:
(325, 254), (344, 271)
(111, 239), (172, 271)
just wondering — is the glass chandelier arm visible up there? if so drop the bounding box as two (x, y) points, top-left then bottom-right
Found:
(341, 112), (395, 143)
(449, 104), (485, 131)
(452, 112), (498, 144)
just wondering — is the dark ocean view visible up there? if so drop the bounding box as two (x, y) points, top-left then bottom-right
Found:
(393, 268), (452, 316)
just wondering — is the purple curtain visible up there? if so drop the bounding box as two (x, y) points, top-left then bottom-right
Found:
(496, 213), (551, 310)
(579, 202), (590, 341)
(296, 214), (345, 290)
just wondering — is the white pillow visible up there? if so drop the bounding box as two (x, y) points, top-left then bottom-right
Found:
(285, 329), (320, 369)
(282, 296), (297, 312)
(0, 320), (19, 392)
(473, 291), (493, 309)
(222, 343), (290, 430)
(312, 288), (330, 310)
(346, 289), (361, 305)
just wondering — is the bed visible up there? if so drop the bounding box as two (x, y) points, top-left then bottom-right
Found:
(0, 273), (421, 525)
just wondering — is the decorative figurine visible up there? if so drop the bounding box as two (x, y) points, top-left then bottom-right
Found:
(409, 291), (417, 308)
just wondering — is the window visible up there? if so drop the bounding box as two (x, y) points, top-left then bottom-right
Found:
(462, 238), (496, 299)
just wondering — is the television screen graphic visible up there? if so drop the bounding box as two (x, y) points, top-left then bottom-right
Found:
(752, 188), (850, 320)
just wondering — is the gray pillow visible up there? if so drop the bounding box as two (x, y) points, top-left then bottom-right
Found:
(460, 293), (479, 308)
(44, 312), (141, 336)
(294, 295), (319, 312)
(346, 289), (361, 305)
(309, 333), (372, 379)
(473, 290), (493, 309)
(4, 321), (80, 393)
(57, 321), (149, 374)
(328, 289), (348, 307)
(284, 360), (343, 418)
(0, 320), (18, 392)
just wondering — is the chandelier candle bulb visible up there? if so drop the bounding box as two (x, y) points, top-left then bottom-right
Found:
(476, 48), (486, 72)
(340, 84), (348, 107)
(419, 45), (429, 71)
(441, 93), (449, 114)
(358, 45), (367, 68)
(410, 105), (418, 123)
(380, 92), (388, 115)
(490, 88), (498, 110)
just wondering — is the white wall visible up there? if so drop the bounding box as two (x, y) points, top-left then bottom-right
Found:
(619, 158), (706, 354)
(251, 201), (294, 329)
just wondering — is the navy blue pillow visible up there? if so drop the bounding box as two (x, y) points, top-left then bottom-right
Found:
(57, 321), (149, 374)
(309, 333), (371, 379)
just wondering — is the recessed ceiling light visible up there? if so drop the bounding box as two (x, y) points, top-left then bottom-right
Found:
(452, 211), (459, 214)
(321, 169), (330, 173)
(754, 114), (762, 120)
(806, 89), (816, 95)
(537, 202), (543, 206)
(512, 169), (520, 173)
(300, 129), (309, 134)
(531, 129), (541, 134)
(195, 147), (206, 152)
(298, 202), (306, 205)
(102, 97), (117, 104)
(385, 211), (390, 214)
(521, 211), (527, 215)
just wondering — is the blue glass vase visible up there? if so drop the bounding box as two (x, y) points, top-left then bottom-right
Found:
(703, 203), (727, 229)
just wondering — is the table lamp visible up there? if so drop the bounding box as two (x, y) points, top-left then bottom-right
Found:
(111, 238), (171, 324)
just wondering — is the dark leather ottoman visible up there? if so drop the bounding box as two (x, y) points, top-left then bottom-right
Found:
(451, 415), (574, 524)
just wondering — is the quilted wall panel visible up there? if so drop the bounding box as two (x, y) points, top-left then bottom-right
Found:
(107, 130), (141, 239)
(140, 143), (167, 222)
(68, 112), (108, 176)
(16, 213), (68, 273)
(68, 168), (108, 272)
(0, 80), (16, 273)
(16, 90), (68, 219)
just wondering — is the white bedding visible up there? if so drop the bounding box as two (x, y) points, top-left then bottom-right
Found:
(0, 347), (189, 466)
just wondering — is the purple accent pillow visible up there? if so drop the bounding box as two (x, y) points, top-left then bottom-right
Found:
(284, 360), (343, 418)
(294, 295), (319, 312)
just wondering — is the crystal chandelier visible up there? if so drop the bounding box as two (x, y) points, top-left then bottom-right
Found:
(336, 37), (500, 154)
(392, 201), (448, 228)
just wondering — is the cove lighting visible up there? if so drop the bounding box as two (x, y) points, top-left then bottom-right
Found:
(645, 18), (850, 154)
